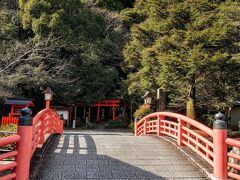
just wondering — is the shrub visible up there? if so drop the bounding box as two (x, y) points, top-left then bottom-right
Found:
(228, 130), (240, 138)
(128, 122), (134, 130)
(0, 124), (18, 151)
(105, 112), (131, 129)
(85, 122), (97, 129)
(0, 124), (17, 132)
(97, 0), (123, 11)
(201, 114), (215, 127)
(105, 119), (128, 129)
(134, 105), (151, 120)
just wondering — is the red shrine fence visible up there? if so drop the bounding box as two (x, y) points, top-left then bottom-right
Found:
(1, 117), (18, 125)
(0, 108), (63, 180)
(135, 112), (240, 180)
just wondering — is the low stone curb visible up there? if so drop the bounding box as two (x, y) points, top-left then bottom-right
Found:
(154, 135), (214, 180)
(30, 134), (58, 180)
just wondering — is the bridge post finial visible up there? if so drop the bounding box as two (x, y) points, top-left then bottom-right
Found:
(213, 112), (227, 179)
(213, 112), (227, 129)
(15, 107), (33, 180)
(18, 107), (32, 126)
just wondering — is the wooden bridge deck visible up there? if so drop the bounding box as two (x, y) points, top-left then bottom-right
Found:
(35, 131), (207, 180)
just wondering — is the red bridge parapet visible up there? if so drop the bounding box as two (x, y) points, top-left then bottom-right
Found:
(0, 107), (63, 180)
(135, 112), (240, 180)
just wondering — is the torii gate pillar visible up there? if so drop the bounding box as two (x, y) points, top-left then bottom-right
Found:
(93, 100), (120, 123)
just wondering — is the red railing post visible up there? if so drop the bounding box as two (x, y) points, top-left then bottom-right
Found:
(213, 112), (227, 180)
(134, 118), (138, 136)
(177, 118), (184, 146)
(15, 108), (33, 180)
(39, 116), (45, 144)
(51, 114), (54, 133)
(157, 115), (164, 136)
(144, 119), (147, 135)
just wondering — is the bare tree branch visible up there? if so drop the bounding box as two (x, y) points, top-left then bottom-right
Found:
(48, 76), (81, 84)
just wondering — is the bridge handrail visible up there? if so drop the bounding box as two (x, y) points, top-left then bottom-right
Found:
(135, 111), (240, 180)
(135, 112), (214, 167)
(136, 112), (213, 136)
(225, 138), (240, 180)
(0, 108), (63, 180)
(0, 135), (20, 179)
(31, 109), (63, 156)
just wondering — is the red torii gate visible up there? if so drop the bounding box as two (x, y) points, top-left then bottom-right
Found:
(92, 100), (120, 123)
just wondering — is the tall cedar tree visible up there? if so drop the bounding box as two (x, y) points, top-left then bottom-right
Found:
(0, 0), (124, 105)
(122, 0), (240, 118)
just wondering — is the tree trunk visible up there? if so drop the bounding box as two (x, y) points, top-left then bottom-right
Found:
(186, 79), (196, 119)
(186, 97), (196, 119)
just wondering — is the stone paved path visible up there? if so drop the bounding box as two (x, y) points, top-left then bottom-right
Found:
(35, 131), (207, 180)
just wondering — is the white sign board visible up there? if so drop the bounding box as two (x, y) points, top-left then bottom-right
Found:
(56, 110), (69, 121)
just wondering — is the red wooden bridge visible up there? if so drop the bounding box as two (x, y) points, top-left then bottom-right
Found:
(0, 107), (63, 180)
(0, 108), (239, 179)
(135, 112), (240, 179)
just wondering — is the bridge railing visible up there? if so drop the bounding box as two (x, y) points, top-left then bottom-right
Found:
(0, 107), (63, 180)
(0, 135), (20, 179)
(31, 109), (63, 157)
(1, 117), (18, 125)
(135, 112), (240, 180)
(226, 138), (240, 179)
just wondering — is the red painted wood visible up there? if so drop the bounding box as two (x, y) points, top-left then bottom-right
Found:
(135, 112), (240, 179)
(0, 108), (64, 180)
(15, 126), (32, 180)
(112, 107), (116, 121)
(11, 105), (14, 116)
(0, 162), (17, 171)
(1, 117), (18, 125)
(135, 112), (236, 179)
(177, 118), (183, 146)
(97, 103), (100, 123)
(93, 100), (120, 123)
(0, 151), (17, 161)
(228, 172), (240, 180)
(0, 173), (16, 180)
(0, 135), (20, 146)
(157, 115), (164, 136)
(213, 129), (227, 179)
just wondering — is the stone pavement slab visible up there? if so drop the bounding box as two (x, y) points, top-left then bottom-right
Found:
(35, 130), (207, 180)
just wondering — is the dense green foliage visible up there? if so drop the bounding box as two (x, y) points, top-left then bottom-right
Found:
(122, 0), (240, 117)
(0, 124), (17, 150)
(1, 0), (240, 120)
(0, 0), (126, 105)
(134, 105), (151, 119)
(105, 118), (129, 129)
(0, 124), (17, 132)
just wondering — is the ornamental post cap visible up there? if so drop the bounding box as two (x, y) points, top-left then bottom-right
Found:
(19, 107), (32, 126)
(20, 107), (32, 116)
(214, 112), (225, 121)
(213, 112), (227, 129)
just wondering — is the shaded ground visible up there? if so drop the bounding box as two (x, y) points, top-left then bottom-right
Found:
(35, 130), (207, 180)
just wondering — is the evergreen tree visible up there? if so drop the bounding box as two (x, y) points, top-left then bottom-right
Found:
(0, 0), (124, 104)
(122, 0), (240, 118)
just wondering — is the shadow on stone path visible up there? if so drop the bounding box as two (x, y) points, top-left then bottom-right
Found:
(34, 131), (207, 180)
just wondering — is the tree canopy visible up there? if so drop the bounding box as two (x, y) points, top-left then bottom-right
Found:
(1, 0), (240, 119)
(122, 0), (240, 117)
(0, 0), (126, 105)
